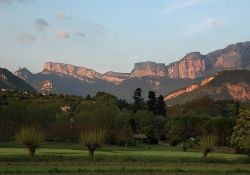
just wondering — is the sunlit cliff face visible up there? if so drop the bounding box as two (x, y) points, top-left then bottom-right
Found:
(43, 62), (103, 79)
(164, 76), (215, 101)
(165, 73), (250, 104)
(225, 82), (250, 101)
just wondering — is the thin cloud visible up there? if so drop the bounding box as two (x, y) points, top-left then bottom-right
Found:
(95, 24), (105, 32)
(18, 32), (36, 42)
(57, 31), (70, 39)
(35, 18), (49, 31)
(56, 12), (71, 21)
(74, 31), (85, 38)
(162, 0), (204, 13)
(180, 17), (225, 37)
(0, 0), (33, 4)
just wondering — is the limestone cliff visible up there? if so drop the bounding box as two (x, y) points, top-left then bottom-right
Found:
(43, 62), (103, 80)
(40, 80), (53, 93)
(166, 52), (206, 79)
(224, 82), (250, 101)
(130, 62), (166, 78)
(130, 42), (250, 79)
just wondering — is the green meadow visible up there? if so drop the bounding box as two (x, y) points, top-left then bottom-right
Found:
(0, 142), (249, 174)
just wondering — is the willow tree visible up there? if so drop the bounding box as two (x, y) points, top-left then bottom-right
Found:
(80, 129), (105, 159)
(199, 135), (217, 159)
(15, 126), (45, 157)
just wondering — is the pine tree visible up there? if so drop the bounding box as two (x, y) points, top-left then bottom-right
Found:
(157, 95), (167, 116)
(133, 88), (144, 112)
(147, 91), (157, 114)
(85, 94), (92, 100)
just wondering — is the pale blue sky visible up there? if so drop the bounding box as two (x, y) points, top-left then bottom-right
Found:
(0, 0), (249, 73)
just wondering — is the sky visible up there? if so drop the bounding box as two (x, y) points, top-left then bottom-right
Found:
(0, 0), (250, 73)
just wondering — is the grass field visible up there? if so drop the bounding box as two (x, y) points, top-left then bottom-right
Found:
(0, 142), (249, 174)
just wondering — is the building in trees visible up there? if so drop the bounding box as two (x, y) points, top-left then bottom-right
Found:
(133, 133), (148, 143)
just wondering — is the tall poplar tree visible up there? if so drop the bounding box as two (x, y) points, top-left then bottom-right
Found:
(147, 91), (157, 114)
(157, 95), (167, 116)
(133, 88), (144, 112)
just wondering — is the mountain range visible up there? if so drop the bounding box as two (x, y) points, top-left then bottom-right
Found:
(13, 41), (250, 102)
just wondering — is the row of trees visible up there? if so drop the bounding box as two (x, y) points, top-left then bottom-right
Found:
(1, 89), (250, 157)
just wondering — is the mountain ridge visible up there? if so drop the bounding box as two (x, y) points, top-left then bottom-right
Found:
(164, 70), (250, 105)
(0, 68), (36, 92)
(17, 41), (250, 81)
(13, 41), (250, 100)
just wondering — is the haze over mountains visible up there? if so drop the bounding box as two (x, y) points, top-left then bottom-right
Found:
(12, 41), (250, 102)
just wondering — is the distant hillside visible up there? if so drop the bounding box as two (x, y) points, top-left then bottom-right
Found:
(164, 70), (250, 105)
(0, 68), (36, 92)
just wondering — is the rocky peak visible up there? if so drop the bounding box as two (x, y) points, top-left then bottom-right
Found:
(183, 52), (203, 59)
(43, 62), (102, 79)
(206, 42), (250, 72)
(225, 41), (250, 50)
(130, 61), (166, 78)
(166, 41), (250, 80)
(166, 52), (206, 79)
(14, 68), (32, 80)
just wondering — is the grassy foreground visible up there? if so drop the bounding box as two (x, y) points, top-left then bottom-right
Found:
(0, 143), (249, 174)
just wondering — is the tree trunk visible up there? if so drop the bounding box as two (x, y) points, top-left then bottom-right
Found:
(247, 149), (250, 157)
(202, 149), (211, 159)
(28, 148), (35, 157)
(125, 141), (128, 150)
(88, 147), (95, 160)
